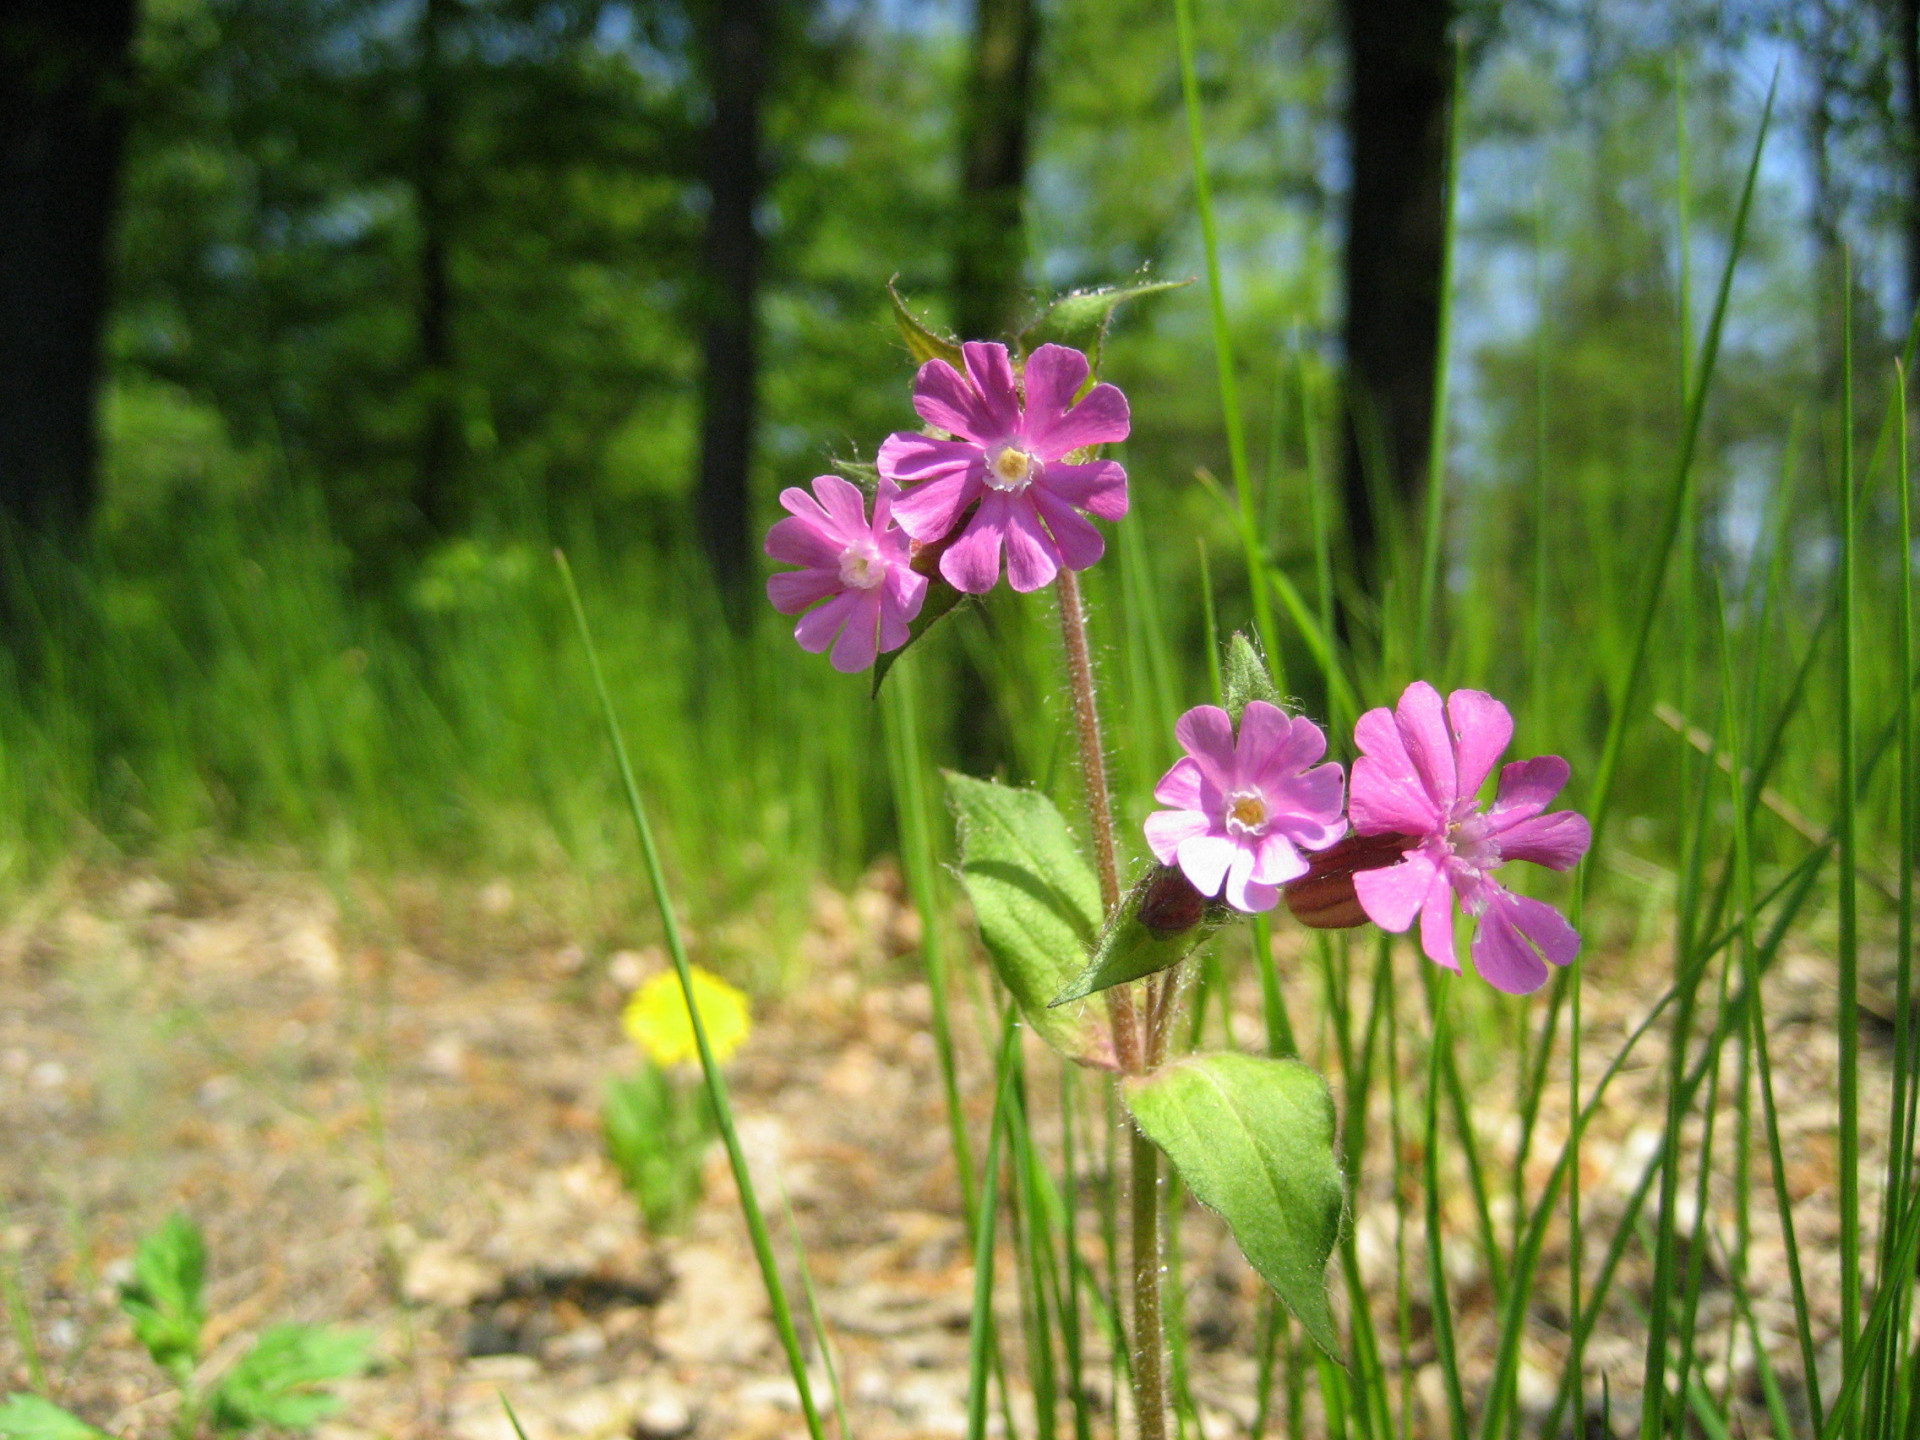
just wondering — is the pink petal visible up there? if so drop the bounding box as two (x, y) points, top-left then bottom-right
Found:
(1446, 688), (1512, 800)
(878, 431), (980, 486)
(1002, 498), (1063, 592)
(1223, 844), (1281, 913)
(1494, 810), (1591, 872)
(1249, 831), (1309, 886)
(962, 342), (1021, 438)
(1028, 488), (1106, 572)
(1349, 754), (1443, 837)
(1031, 379), (1130, 457)
(777, 483), (831, 524)
(1487, 756), (1571, 828)
(1152, 755), (1209, 811)
(1174, 705), (1239, 793)
(892, 471), (980, 544)
(1239, 705), (1323, 788)
(912, 358), (996, 443)
(1469, 887), (1565, 994)
(1271, 762), (1349, 851)
(765, 513), (843, 569)
(1176, 833), (1240, 899)
(793, 590), (861, 655)
(1502, 889), (1582, 967)
(883, 564), (927, 622)
(828, 590), (883, 673)
(1039, 459), (1129, 520)
(1353, 850), (1441, 932)
(940, 498), (1009, 593)
(1418, 875), (1458, 971)
(1392, 681), (1457, 813)
(812, 474), (870, 535)
(1144, 806), (1212, 866)
(767, 567), (839, 615)
(1021, 343), (1090, 440)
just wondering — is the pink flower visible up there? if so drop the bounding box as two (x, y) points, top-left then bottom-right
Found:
(876, 341), (1130, 594)
(764, 475), (927, 674)
(1348, 681), (1592, 994)
(1143, 702), (1348, 914)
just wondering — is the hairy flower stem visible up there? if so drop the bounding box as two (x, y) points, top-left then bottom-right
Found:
(1055, 566), (1166, 1440)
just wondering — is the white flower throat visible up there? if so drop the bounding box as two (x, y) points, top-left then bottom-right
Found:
(838, 542), (886, 590)
(1225, 789), (1269, 837)
(985, 443), (1037, 494)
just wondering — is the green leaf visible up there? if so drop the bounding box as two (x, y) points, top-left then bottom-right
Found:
(1018, 278), (1192, 366)
(1125, 1053), (1345, 1356)
(871, 574), (970, 696)
(1223, 631), (1280, 723)
(118, 1213), (206, 1378)
(889, 281), (964, 369)
(945, 773), (1117, 1070)
(0, 1395), (108, 1440)
(828, 457), (880, 494)
(208, 1324), (372, 1433)
(1052, 865), (1230, 1005)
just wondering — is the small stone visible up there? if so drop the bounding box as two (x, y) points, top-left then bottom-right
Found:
(405, 1242), (501, 1309)
(632, 1395), (693, 1440)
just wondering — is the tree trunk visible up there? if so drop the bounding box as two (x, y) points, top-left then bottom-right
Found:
(0, 0), (139, 541)
(693, 0), (770, 620)
(953, 0), (1037, 343)
(413, 0), (461, 545)
(1338, 0), (1453, 594)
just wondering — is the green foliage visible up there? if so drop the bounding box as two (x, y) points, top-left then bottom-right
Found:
(118, 1213), (206, 1381)
(602, 1066), (715, 1234)
(1052, 865), (1227, 1005)
(0, 1396), (107, 1440)
(888, 281), (965, 370)
(207, 1324), (372, 1433)
(1125, 1053), (1344, 1357)
(1018, 278), (1192, 368)
(944, 773), (1116, 1070)
(1221, 631), (1279, 724)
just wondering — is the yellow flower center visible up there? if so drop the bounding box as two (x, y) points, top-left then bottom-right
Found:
(1226, 790), (1268, 835)
(985, 444), (1036, 493)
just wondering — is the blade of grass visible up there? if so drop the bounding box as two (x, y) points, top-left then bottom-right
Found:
(1836, 250), (1861, 1440)
(969, 1011), (1023, 1440)
(556, 550), (826, 1440)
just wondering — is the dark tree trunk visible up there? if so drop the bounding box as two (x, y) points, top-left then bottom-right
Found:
(0, 0), (139, 541)
(953, 0), (1037, 342)
(1339, 0), (1453, 594)
(413, 0), (461, 544)
(693, 0), (770, 620)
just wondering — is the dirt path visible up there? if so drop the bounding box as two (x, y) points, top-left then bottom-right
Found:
(0, 859), (1882, 1438)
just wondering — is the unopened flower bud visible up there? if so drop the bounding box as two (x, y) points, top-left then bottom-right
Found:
(1137, 864), (1208, 936)
(1283, 831), (1420, 930)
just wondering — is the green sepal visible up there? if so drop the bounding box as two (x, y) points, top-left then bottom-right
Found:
(1125, 1053), (1346, 1357)
(871, 573), (970, 696)
(1051, 865), (1230, 1006)
(828, 457), (881, 497)
(118, 1213), (207, 1380)
(889, 280), (965, 369)
(945, 773), (1118, 1070)
(1223, 631), (1281, 723)
(207, 1324), (373, 1433)
(0, 1395), (109, 1440)
(1018, 278), (1191, 368)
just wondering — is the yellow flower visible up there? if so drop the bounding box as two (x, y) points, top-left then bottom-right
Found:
(622, 965), (752, 1069)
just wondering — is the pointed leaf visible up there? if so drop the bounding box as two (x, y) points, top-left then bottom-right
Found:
(946, 773), (1117, 1069)
(889, 281), (964, 369)
(1125, 1053), (1345, 1355)
(828, 457), (881, 496)
(208, 1324), (372, 1433)
(1019, 279), (1192, 366)
(1053, 865), (1229, 1004)
(118, 1213), (206, 1378)
(1223, 631), (1280, 723)
(0, 1396), (108, 1440)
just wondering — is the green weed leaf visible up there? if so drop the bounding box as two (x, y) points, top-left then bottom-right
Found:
(889, 281), (964, 369)
(871, 574), (969, 696)
(603, 1068), (713, 1233)
(1125, 1053), (1345, 1355)
(946, 773), (1117, 1070)
(0, 1395), (108, 1440)
(118, 1213), (206, 1378)
(208, 1324), (372, 1433)
(1052, 865), (1229, 1005)
(1223, 631), (1280, 723)
(1018, 279), (1191, 366)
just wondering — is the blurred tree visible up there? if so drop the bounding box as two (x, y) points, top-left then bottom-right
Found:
(1339, 0), (1454, 594)
(0, 0), (140, 542)
(412, 0), (461, 542)
(953, 0), (1038, 342)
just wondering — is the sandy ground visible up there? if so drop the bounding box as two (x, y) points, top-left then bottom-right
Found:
(0, 856), (1891, 1439)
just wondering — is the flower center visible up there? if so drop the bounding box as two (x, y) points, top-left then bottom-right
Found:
(1445, 812), (1500, 875)
(1224, 789), (1269, 837)
(838, 542), (886, 590)
(984, 444), (1037, 493)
